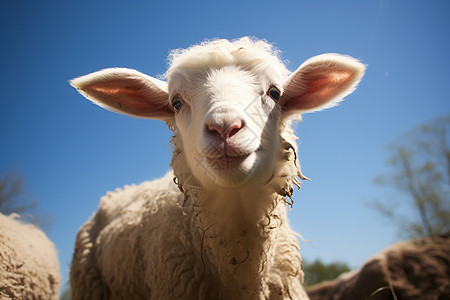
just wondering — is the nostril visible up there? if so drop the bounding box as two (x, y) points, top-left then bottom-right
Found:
(207, 123), (223, 136)
(227, 121), (243, 138)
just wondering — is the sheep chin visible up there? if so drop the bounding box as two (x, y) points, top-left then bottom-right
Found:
(194, 151), (259, 188)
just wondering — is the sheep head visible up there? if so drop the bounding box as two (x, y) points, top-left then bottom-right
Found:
(71, 38), (365, 190)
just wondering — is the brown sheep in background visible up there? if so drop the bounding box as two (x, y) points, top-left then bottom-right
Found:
(307, 233), (450, 300)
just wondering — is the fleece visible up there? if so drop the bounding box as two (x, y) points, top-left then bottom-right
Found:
(0, 213), (60, 299)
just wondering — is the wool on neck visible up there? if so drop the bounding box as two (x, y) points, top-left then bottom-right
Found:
(169, 121), (307, 298)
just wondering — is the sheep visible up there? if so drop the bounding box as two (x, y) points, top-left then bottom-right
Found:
(70, 37), (365, 300)
(0, 213), (60, 299)
(306, 233), (450, 299)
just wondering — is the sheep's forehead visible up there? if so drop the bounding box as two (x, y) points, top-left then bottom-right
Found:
(211, 68), (261, 106)
(167, 61), (288, 104)
(170, 66), (259, 102)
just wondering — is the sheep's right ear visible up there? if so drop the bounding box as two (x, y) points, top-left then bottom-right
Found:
(70, 68), (173, 120)
(279, 54), (365, 115)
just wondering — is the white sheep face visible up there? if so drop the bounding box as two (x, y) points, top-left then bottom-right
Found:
(70, 38), (365, 190)
(169, 64), (284, 187)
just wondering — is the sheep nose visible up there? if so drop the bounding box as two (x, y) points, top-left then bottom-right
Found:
(207, 119), (244, 139)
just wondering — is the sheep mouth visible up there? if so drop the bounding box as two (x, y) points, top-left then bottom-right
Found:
(205, 154), (250, 171)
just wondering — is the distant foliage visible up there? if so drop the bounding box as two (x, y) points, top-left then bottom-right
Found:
(374, 115), (450, 238)
(303, 259), (351, 286)
(0, 172), (52, 230)
(0, 173), (36, 215)
(59, 286), (71, 300)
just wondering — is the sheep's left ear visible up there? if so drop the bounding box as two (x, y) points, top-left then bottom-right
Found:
(70, 68), (173, 121)
(279, 54), (365, 114)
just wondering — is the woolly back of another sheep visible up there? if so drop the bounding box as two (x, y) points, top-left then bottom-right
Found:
(0, 213), (60, 299)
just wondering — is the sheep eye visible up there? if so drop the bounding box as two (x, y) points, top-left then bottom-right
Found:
(268, 86), (281, 101)
(171, 96), (183, 112)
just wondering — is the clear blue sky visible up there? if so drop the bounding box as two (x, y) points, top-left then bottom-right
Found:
(1, 0), (449, 290)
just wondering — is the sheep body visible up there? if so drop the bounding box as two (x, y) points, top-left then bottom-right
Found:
(0, 213), (60, 299)
(71, 37), (365, 299)
(72, 147), (307, 299)
(306, 233), (450, 299)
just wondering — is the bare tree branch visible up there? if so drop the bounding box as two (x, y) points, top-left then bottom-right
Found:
(374, 115), (450, 239)
(0, 172), (52, 231)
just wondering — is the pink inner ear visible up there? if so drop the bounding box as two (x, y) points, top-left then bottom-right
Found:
(88, 84), (153, 113)
(287, 68), (354, 111)
(83, 78), (172, 118)
(307, 69), (352, 95)
(90, 86), (144, 99)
